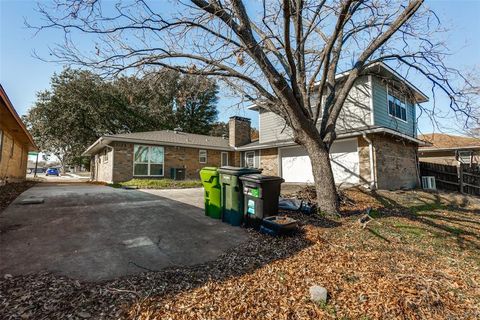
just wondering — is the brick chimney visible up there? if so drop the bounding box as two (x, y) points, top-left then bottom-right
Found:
(229, 116), (251, 147)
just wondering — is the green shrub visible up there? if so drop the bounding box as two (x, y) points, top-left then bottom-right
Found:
(109, 179), (202, 189)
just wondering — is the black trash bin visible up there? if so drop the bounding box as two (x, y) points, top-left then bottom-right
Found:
(239, 174), (284, 229)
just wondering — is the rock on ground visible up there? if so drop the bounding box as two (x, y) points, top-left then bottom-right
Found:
(309, 285), (328, 304)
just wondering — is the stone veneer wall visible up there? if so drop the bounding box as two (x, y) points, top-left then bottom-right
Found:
(259, 148), (279, 176)
(372, 134), (419, 190)
(357, 136), (372, 186)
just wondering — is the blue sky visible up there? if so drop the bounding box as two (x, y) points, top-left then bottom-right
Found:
(1, 0), (479, 133)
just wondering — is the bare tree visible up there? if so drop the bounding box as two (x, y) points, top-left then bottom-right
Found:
(463, 70), (480, 137)
(32, 0), (475, 214)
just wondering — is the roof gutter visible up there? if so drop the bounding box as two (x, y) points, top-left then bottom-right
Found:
(82, 137), (106, 156)
(419, 145), (480, 152)
(236, 140), (297, 151)
(336, 127), (431, 146)
(83, 126), (430, 156)
(236, 127), (429, 151)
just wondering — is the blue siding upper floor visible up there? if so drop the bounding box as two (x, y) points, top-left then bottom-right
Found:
(372, 77), (417, 137)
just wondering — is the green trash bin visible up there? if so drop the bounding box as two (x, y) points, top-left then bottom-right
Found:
(218, 166), (262, 226)
(199, 167), (222, 219)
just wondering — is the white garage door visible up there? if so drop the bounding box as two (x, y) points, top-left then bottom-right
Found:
(280, 139), (360, 184)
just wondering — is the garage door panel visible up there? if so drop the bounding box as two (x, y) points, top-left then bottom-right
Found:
(330, 152), (360, 184)
(281, 139), (359, 184)
(281, 155), (314, 183)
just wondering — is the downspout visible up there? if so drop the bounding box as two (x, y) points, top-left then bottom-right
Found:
(362, 133), (376, 190)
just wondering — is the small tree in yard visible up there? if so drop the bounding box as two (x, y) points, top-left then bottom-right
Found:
(35, 0), (476, 214)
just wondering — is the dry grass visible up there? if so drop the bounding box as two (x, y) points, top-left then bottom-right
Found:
(2, 188), (479, 319)
(109, 179), (202, 189)
(0, 181), (36, 214)
(128, 189), (480, 320)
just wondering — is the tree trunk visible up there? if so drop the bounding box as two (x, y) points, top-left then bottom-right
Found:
(302, 136), (339, 215)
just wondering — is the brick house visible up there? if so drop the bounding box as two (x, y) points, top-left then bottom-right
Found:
(85, 62), (430, 190)
(83, 117), (248, 182)
(0, 85), (38, 184)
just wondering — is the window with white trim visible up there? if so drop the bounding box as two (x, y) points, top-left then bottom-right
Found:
(457, 151), (472, 164)
(221, 152), (229, 166)
(104, 148), (109, 163)
(199, 149), (207, 163)
(245, 151), (255, 168)
(133, 145), (164, 176)
(387, 91), (407, 122)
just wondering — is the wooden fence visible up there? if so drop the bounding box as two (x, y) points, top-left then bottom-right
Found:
(420, 162), (480, 196)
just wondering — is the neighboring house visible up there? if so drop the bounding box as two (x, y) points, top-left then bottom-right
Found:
(0, 85), (38, 184)
(85, 62), (429, 189)
(83, 120), (244, 182)
(418, 133), (480, 166)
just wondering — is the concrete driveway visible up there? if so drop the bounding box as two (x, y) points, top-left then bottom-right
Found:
(26, 173), (90, 183)
(0, 183), (247, 281)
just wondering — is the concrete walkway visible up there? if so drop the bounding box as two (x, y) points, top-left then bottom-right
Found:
(0, 183), (247, 281)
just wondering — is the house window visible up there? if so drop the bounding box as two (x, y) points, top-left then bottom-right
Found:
(387, 90), (407, 122)
(221, 152), (229, 166)
(457, 151), (472, 164)
(199, 149), (207, 163)
(104, 149), (109, 163)
(133, 145), (164, 176)
(245, 151), (255, 168)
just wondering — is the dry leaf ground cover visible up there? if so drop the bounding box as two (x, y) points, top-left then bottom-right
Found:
(1, 188), (479, 319)
(0, 181), (36, 214)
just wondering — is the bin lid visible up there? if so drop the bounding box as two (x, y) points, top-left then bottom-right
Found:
(200, 167), (218, 172)
(217, 166), (262, 176)
(239, 174), (285, 183)
(200, 167), (219, 180)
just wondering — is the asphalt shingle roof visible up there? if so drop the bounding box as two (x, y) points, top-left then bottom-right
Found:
(108, 130), (231, 149)
(419, 133), (480, 149)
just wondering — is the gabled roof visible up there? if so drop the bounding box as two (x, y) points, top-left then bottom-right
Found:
(336, 62), (429, 103)
(248, 61), (428, 111)
(83, 130), (232, 155)
(419, 133), (480, 151)
(0, 84), (37, 151)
